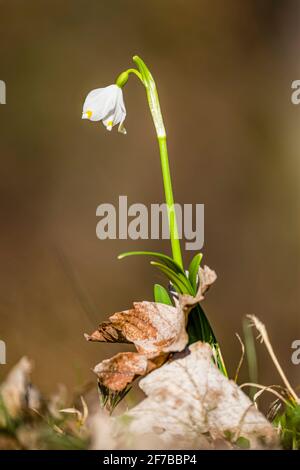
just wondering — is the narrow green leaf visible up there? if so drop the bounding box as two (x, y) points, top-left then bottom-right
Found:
(150, 261), (193, 294)
(118, 251), (185, 275)
(154, 284), (173, 305)
(188, 253), (203, 293)
(187, 303), (216, 345)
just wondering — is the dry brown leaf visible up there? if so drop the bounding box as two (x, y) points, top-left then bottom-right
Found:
(93, 352), (167, 392)
(87, 300), (188, 392)
(85, 301), (188, 356)
(84, 322), (131, 343)
(86, 267), (217, 393)
(85, 267), (217, 354)
(124, 341), (279, 449)
(86, 296), (189, 391)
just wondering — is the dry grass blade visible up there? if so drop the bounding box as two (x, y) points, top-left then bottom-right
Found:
(247, 315), (299, 404)
(234, 333), (245, 383)
(240, 383), (291, 407)
(60, 396), (89, 426)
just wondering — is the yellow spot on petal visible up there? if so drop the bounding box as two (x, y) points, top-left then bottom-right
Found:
(85, 110), (92, 118)
(106, 121), (113, 130)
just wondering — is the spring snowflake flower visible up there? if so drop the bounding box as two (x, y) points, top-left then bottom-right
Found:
(82, 84), (126, 134)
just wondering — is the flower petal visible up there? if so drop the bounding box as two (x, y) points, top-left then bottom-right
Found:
(82, 85), (120, 122)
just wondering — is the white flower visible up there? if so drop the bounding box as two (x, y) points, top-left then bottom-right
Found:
(82, 84), (126, 134)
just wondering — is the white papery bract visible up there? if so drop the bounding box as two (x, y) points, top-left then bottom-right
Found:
(82, 84), (126, 134)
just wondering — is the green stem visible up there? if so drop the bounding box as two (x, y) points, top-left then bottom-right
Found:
(131, 56), (183, 269)
(158, 136), (183, 268)
(117, 58), (183, 268)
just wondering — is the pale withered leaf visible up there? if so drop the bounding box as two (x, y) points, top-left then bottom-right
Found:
(124, 342), (279, 449)
(0, 357), (41, 421)
(178, 265), (217, 312)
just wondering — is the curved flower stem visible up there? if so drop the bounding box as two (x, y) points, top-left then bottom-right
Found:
(126, 68), (143, 81)
(128, 56), (183, 269)
(116, 59), (183, 268)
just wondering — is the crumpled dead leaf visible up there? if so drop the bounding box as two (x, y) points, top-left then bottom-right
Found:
(180, 265), (217, 308)
(93, 352), (166, 392)
(124, 341), (279, 450)
(85, 300), (188, 355)
(85, 267), (216, 392)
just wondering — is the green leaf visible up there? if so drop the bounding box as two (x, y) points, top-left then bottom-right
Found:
(118, 251), (185, 275)
(274, 403), (300, 450)
(150, 261), (193, 294)
(235, 436), (251, 449)
(154, 284), (173, 305)
(187, 303), (216, 345)
(187, 303), (227, 376)
(188, 253), (203, 293)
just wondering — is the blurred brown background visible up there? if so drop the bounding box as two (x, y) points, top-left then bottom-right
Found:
(0, 0), (299, 396)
